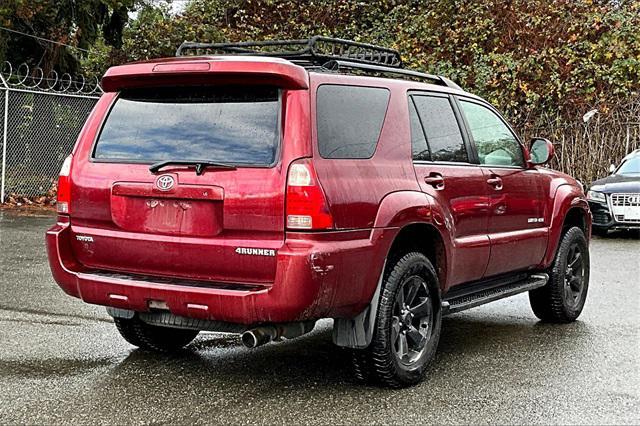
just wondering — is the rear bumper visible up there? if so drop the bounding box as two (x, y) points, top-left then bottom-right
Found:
(46, 219), (390, 325)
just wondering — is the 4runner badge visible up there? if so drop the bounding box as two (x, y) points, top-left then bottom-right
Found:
(235, 247), (276, 257)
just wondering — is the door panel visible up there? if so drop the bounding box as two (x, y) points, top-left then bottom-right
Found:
(408, 94), (490, 287)
(456, 98), (548, 276)
(415, 163), (491, 285)
(482, 167), (547, 276)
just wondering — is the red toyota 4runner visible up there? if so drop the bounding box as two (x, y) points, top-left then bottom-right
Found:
(46, 37), (591, 387)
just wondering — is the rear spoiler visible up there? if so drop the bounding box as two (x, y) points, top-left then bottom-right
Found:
(101, 57), (309, 92)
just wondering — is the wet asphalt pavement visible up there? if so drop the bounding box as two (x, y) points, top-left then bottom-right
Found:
(0, 210), (638, 425)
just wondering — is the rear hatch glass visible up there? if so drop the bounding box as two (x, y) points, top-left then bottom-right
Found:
(93, 85), (280, 165)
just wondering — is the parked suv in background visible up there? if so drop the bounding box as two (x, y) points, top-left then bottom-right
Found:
(46, 37), (591, 388)
(588, 149), (640, 235)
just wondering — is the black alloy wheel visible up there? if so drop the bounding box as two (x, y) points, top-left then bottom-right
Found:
(563, 241), (586, 310)
(392, 275), (434, 365)
(350, 252), (442, 388)
(529, 226), (590, 323)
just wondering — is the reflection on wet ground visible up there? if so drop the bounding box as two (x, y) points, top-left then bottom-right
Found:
(1, 212), (638, 424)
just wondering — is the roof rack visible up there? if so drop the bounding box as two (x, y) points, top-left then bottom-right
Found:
(177, 36), (402, 67)
(176, 36), (462, 90)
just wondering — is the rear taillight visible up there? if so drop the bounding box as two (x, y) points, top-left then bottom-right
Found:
(56, 155), (73, 214)
(286, 159), (333, 230)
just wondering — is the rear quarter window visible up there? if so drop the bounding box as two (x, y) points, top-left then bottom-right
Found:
(93, 86), (280, 166)
(316, 85), (390, 159)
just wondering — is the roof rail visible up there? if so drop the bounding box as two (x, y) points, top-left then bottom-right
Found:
(324, 60), (463, 90)
(176, 36), (402, 68)
(176, 36), (462, 90)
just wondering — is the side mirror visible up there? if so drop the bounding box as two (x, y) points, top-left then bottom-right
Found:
(529, 137), (554, 166)
(609, 163), (616, 174)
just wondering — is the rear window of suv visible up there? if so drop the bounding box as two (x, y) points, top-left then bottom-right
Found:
(93, 86), (280, 166)
(316, 85), (390, 159)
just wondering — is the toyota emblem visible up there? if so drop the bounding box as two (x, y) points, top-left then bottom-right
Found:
(155, 175), (175, 191)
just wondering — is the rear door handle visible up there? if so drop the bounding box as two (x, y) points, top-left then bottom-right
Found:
(424, 174), (445, 190)
(486, 176), (503, 190)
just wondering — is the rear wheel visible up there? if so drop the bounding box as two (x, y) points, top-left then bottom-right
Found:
(351, 252), (441, 388)
(114, 315), (199, 353)
(529, 226), (590, 323)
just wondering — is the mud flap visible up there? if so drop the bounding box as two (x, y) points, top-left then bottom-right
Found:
(332, 261), (385, 349)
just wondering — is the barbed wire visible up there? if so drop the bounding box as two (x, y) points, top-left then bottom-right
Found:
(0, 61), (102, 95)
(0, 26), (91, 53)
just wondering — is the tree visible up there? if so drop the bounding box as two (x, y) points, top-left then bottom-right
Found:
(0, 0), (138, 75)
(120, 0), (639, 128)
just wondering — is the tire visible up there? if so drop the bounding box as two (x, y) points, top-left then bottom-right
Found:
(114, 315), (199, 353)
(350, 348), (374, 384)
(351, 252), (442, 388)
(529, 226), (590, 323)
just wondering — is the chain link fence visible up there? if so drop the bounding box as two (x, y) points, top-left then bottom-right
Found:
(521, 98), (640, 185)
(0, 61), (101, 202)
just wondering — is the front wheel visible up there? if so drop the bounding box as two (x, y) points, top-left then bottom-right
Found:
(114, 315), (199, 353)
(351, 252), (442, 388)
(529, 226), (590, 323)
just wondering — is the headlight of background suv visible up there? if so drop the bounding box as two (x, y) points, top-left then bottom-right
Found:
(587, 190), (606, 203)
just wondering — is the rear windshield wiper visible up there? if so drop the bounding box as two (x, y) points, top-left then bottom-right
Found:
(149, 160), (237, 175)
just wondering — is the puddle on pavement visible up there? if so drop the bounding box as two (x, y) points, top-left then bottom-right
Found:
(1, 357), (115, 379)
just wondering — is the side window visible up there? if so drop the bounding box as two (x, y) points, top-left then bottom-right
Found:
(408, 99), (430, 161)
(412, 95), (468, 162)
(459, 100), (524, 167)
(317, 85), (390, 159)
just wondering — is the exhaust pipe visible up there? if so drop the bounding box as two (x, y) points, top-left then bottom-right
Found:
(241, 321), (316, 348)
(241, 327), (274, 348)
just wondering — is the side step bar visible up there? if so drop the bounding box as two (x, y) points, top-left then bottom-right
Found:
(442, 273), (548, 315)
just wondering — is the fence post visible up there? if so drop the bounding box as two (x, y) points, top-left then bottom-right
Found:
(0, 73), (8, 203)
